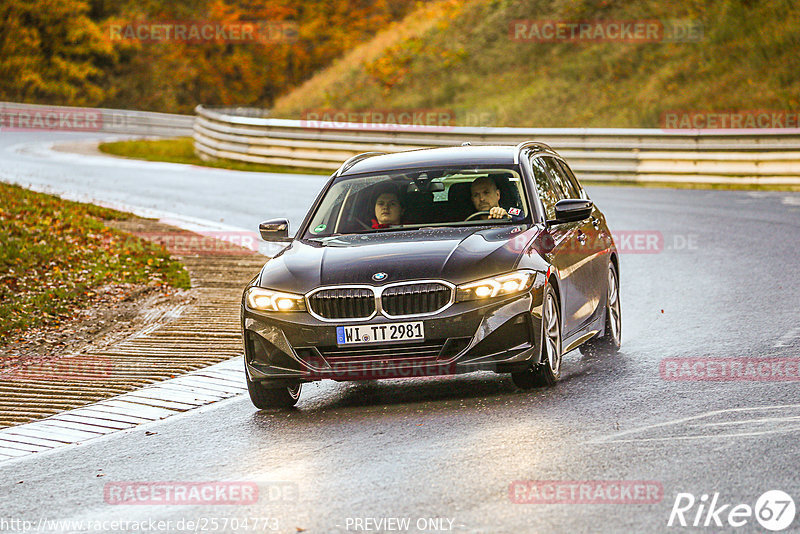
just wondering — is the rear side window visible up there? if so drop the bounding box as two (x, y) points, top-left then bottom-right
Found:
(529, 156), (559, 220)
(543, 157), (580, 199)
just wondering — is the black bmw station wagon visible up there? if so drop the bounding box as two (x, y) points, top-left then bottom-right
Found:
(241, 142), (621, 408)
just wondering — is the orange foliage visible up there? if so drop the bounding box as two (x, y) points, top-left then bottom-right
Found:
(0, 0), (418, 112)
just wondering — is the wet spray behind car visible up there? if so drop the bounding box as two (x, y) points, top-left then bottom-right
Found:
(241, 143), (621, 408)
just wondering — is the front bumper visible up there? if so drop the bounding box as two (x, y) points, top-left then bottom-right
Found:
(242, 279), (546, 383)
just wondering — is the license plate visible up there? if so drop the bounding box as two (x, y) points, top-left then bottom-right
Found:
(336, 322), (424, 345)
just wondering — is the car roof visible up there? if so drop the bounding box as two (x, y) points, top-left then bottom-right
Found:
(341, 145), (520, 176)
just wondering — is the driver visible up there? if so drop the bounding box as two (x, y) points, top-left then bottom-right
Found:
(470, 176), (509, 219)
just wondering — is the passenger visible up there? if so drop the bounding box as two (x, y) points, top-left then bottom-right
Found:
(371, 185), (405, 229)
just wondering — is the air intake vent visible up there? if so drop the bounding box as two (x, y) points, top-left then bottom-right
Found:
(308, 288), (375, 319)
(381, 283), (451, 316)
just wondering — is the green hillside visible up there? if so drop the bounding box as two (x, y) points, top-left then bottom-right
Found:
(271, 0), (800, 128)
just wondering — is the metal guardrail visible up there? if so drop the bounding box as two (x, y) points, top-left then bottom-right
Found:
(194, 105), (800, 184)
(0, 102), (193, 137)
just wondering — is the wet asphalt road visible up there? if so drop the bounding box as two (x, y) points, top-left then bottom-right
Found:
(1, 132), (800, 533)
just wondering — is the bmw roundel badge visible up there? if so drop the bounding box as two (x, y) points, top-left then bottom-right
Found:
(372, 272), (388, 281)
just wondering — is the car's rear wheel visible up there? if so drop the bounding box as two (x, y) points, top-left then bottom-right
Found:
(580, 262), (621, 355)
(247, 377), (302, 409)
(512, 285), (562, 388)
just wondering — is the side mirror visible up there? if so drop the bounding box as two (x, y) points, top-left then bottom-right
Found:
(259, 218), (292, 242)
(549, 199), (593, 225)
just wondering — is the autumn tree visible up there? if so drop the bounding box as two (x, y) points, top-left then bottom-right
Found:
(0, 0), (113, 105)
(1, 0), (417, 112)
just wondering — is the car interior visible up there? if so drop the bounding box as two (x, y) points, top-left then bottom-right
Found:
(308, 169), (529, 236)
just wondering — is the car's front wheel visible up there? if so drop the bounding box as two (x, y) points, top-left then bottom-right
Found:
(512, 285), (562, 388)
(580, 262), (621, 355)
(247, 377), (302, 409)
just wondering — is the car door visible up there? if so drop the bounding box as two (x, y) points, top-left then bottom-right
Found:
(540, 156), (599, 335)
(555, 158), (609, 326)
(529, 155), (585, 337)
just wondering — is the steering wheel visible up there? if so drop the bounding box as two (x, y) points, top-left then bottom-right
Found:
(465, 211), (510, 221)
(355, 218), (373, 230)
(465, 211), (490, 221)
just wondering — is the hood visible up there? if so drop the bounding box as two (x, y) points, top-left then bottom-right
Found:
(257, 225), (544, 293)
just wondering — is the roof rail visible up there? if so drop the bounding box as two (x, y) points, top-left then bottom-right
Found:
(334, 152), (386, 176)
(513, 141), (555, 163)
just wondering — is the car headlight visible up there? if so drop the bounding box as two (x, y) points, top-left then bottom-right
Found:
(245, 287), (306, 312)
(456, 271), (535, 302)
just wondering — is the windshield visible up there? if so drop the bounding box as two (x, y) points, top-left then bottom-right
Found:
(303, 165), (530, 238)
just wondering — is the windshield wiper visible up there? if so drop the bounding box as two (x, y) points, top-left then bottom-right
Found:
(306, 235), (350, 245)
(362, 226), (427, 233)
(308, 220), (516, 242)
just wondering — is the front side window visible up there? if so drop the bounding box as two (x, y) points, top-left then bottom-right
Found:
(303, 166), (530, 238)
(530, 156), (559, 220)
(556, 160), (585, 199)
(543, 157), (580, 199)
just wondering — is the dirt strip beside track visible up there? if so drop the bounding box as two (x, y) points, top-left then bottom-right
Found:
(0, 219), (265, 428)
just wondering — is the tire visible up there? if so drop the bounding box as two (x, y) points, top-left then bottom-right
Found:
(247, 377), (302, 409)
(512, 284), (562, 388)
(580, 262), (621, 356)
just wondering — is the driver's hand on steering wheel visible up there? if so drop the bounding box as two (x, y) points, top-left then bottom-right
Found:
(488, 206), (509, 219)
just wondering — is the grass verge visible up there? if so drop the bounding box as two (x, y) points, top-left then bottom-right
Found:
(0, 182), (191, 344)
(98, 138), (331, 175)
